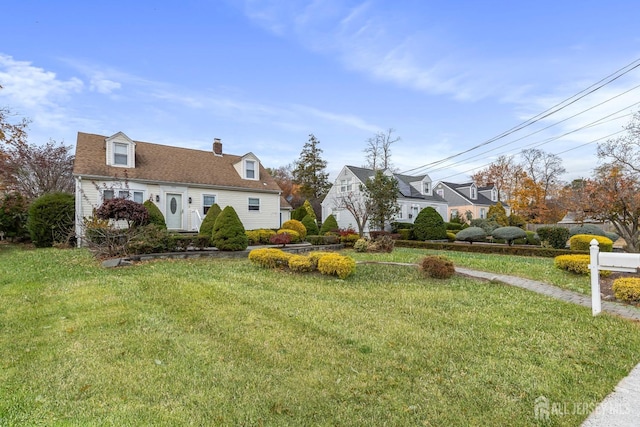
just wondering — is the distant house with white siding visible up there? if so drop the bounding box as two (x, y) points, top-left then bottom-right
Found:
(322, 165), (448, 234)
(72, 131), (284, 244)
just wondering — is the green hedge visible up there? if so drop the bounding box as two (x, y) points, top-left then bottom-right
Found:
(395, 240), (579, 258)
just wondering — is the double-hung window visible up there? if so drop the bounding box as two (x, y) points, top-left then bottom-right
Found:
(248, 197), (260, 211)
(246, 160), (256, 179)
(114, 143), (128, 166)
(203, 195), (216, 214)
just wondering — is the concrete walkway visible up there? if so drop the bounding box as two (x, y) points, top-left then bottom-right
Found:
(455, 267), (640, 427)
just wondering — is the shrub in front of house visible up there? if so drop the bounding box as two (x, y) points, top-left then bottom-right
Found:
(569, 224), (619, 243)
(612, 278), (640, 303)
(340, 233), (360, 247)
(320, 214), (339, 235)
(492, 226), (527, 246)
(446, 231), (456, 242)
(198, 203), (222, 238)
(269, 232), (292, 247)
(211, 205), (248, 251)
(127, 224), (178, 254)
(276, 229), (301, 243)
(536, 226), (570, 249)
(246, 229), (276, 245)
(281, 219), (307, 240)
(143, 200), (166, 229)
(455, 226), (487, 244)
(307, 251), (335, 269)
(317, 253), (356, 279)
(419, 255), (455, 279)
(95, 198), (150, 228)
(306, 235), (340, 245)
(470, 218), (500, 234)
(248, 248), (292, 268)
(301, 215), (319, 236)
(368, 235), (395, 253)
(291, 205), (307, 221)
(569, 234), (613, 252)
(27, 192), (75, 248)
(413, 207), (447, 241)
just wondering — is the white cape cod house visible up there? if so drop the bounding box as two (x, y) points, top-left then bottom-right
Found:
(322, 165), (448, 235)
(73, 131), (285, 243)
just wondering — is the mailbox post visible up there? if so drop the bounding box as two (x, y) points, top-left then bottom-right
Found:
(589, 238), (640, 316)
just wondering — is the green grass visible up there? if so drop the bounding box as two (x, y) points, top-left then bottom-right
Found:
(1, 245), (639, 426)
(349, 247), (592, 294)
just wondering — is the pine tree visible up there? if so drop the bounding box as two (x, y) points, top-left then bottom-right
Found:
(293, 134), (331, 200)
(362, 170), (400, 231)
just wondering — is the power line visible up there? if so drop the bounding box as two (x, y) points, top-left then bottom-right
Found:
(401, 56), (640, 175)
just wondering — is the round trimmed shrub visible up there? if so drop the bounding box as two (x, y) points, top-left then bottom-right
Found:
(199, 203), (222, 238)
(211, 206), (248, 251)
(612, 278), (640, 303)
(354, 238), (368, 252)
(420, 255), (455, 279)
(27, 192), (75, 247)
(569, 224), (607, 237)
(569, 234), (613, 252)
(320, 214), (339, 235)
(413, 207), (447, 241)
(554, 254), (590, 275)
(536, 226), (570, 249)
(282, 219), (307, 240)
(492, 226), (527, 246)
(301, 215), (319, 236)
(248, 248), (292, 268)
(143, 200), (166, 229)
(455, 226), (487, 244)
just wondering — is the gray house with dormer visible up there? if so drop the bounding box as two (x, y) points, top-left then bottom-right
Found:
(433, 181), (508, 222)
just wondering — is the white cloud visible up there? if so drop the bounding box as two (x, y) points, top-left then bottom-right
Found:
(90, 76), (121, 94)
(0, 53), (83, 110)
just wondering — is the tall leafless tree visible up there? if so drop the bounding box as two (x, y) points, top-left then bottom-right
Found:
(364, 128), (400, 171)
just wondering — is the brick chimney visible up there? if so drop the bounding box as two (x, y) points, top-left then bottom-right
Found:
(213, 138), (222, 156)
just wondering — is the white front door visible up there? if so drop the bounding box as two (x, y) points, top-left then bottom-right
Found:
(166, 193), (183, 229)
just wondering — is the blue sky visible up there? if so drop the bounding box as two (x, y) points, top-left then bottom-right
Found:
(2, 0), (640, 183)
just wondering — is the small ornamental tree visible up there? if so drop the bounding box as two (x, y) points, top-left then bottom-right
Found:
(211, 206), (248, 251)
(291, 205), (307, 221)
(413, 207), (447, 241)
(301, 214), (319, 236)
(320, 214), (338, 235)
(95, 198), (149, 228)
(199, 203), (222, 238)
(27, 192), (75, 247)
(143, 200), (166, 229)
(455, 226), (487, 244)
(0, 192), (29, 241)
(492, 226), (527, 246)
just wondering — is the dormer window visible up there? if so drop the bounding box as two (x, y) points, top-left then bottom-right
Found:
(491, 188), (498, 202)
(470, 185), (477, 200)
(245, 160), (256, 179)
(105, 132), (135, 168)
(423, 182), (431, 195)
(114, 143), (128, 166)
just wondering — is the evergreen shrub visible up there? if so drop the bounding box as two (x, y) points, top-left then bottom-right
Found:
(413, 207), (447, 240)
(301, 215), (319, 236)
(536, 226), (570, 249)
(455, 226), (487, 244)
(27, 192), (75, 247)
(612, 278), (640, 303)
(320, 214), (339, 235)
(492, 226), (527, 246)
(143, 200), (166, 229)
(419, 255), (455, 279)
(282, 219), (307, 240)
(570, 234), (612, 252)
(199, 203), (222, 238)
(211, 206), (248, 251)
(317, 253), (356, 279)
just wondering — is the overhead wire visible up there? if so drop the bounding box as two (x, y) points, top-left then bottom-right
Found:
(400, 56), (640, 175)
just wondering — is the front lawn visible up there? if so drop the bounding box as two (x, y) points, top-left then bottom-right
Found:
(1, 245), (638, 426)
(349, 247), (593, 294)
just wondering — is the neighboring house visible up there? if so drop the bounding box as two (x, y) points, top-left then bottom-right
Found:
(73, 131), (284, 243)
(433, 181), (508, 222)
(322, 165), (448, 234)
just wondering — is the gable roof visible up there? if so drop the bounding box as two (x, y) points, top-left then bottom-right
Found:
(439, 181), (498, 206)
(73, 132), (281, 193)
(343, 165), (446, 203)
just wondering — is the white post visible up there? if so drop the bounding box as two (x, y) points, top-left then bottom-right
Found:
(589, 239), (602, 316)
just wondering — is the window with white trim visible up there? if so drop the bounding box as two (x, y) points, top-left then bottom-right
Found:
(451, 209), (458, 220)
(114, 143), (128, 166)
(245, 160), (256, 179)
(203, 195), (216, 214)
(248, 197), (260, 211)
(423, 182), (431, 195)
(480, 208), (486, 219)
(491, 189), (498, 202)
(103, 189), (144, 203)
(436, 188), (444, 198)
(470, 186), (477, 200)
(103, 190), (114, 201)
(340, 179), (352, 192)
